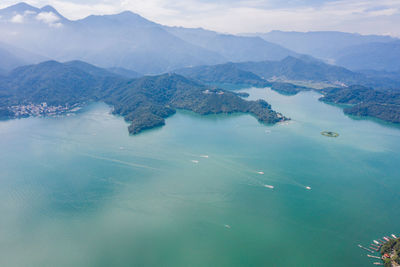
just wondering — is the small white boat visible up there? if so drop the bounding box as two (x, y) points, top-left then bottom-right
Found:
(306, 186), (312, 190)
(191, 160), (199, 164)
(264, 184), (274, 189)
(257, 171), (264, 175)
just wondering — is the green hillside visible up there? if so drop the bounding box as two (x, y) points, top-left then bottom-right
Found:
(0, 61), (287, 134)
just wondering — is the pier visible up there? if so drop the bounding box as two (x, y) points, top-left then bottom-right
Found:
(367, 255), (381, 259)
(359, 233), (399, 265)
(358, 244), (375, 253)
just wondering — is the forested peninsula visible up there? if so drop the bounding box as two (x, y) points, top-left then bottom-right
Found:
(320, 85), (400, 124)
(0, 61), (288, 134)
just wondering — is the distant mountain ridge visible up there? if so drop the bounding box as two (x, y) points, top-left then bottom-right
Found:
(176, 56), (362, 86)
(0, 42), (47, 72)
(165, 27), (297, 62)
(175, 56), (400, 91)
(235, 56), (363, 84)
(335, 41), (400, 72)
(251, 31), (400, 71)
(0, 2), (298, 74)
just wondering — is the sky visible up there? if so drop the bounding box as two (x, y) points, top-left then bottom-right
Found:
(1, 0), (400, 36)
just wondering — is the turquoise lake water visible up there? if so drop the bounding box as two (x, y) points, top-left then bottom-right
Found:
(0, 87), (399, 266)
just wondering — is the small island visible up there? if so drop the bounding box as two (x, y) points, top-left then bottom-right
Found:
(321, 131), (339, 137)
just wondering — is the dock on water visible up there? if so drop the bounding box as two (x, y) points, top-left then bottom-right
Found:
(367, 255), (381, 259)
(358, 244), (375, 253)
(359, 233), (399, 265)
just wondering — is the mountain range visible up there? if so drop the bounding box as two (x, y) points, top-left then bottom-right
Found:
(0, 41), (46, 74)
(251, 31), (400, 71)
(0, 3), (297, 74)
(2, 3), (398, 74)
(175, 56), (400, 91)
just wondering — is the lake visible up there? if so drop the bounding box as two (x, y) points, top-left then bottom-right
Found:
(0, 87), (399, 266)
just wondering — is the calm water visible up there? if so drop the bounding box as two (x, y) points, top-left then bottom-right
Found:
(0, 87), (399, 267)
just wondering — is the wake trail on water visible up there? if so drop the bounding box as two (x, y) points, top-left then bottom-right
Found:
(76, 152), (161, 171)
(205, 154), (313, 190)
(189, 153), (279, 190)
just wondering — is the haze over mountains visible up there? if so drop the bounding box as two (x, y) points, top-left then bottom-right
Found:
(0, 41), (46, 74)
(176, 56), (400, 91)
(252, 31), (400, 71)
(2, 2), (399, 76)
(0, 2), (297, 74)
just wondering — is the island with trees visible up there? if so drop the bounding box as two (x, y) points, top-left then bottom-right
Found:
(321, 131), (339, 137)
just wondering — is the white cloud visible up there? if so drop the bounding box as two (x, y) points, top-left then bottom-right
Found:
(35, 11), (63, 27)
(10, 14), (24, 23)
(1, 0), (400, 36)
(36, 11), (60, 24)
(24, 10), (37, 15)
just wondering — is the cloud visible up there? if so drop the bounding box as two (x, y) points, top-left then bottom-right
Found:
(36, 11), (59, 23)
(1, 0), (400, 36)
(24, 10), (38, 15)
(10, 14), (24, 23)
(35, 11), (63, 27)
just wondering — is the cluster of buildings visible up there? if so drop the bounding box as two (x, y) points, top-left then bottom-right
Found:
(9, 102), (80, 118)
(203, 89), (225, 95)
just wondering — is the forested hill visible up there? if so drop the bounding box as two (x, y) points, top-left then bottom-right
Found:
(176, 56), (400, 91)
(175, 63), (270, 87)
(320, 85), (400, 124)
(176, 56), (363, 85)
(0, 61), (288, 134)
(104, 73), (287, 134)
(175, 62), (309, 95)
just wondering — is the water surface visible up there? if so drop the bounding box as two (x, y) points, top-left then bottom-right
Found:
(0, 87), (399, 266)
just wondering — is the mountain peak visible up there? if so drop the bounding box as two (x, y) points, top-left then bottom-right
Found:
(0, 2), (39, 13)
(111, 10), (155, 25)
(281, 55), (300, 62)
(40, 5), (66, 20)
(40, 5), (58, 13)
(79, 10), (156, 28)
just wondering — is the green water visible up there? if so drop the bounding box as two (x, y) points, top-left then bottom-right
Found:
(0, 87), (399, 267)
